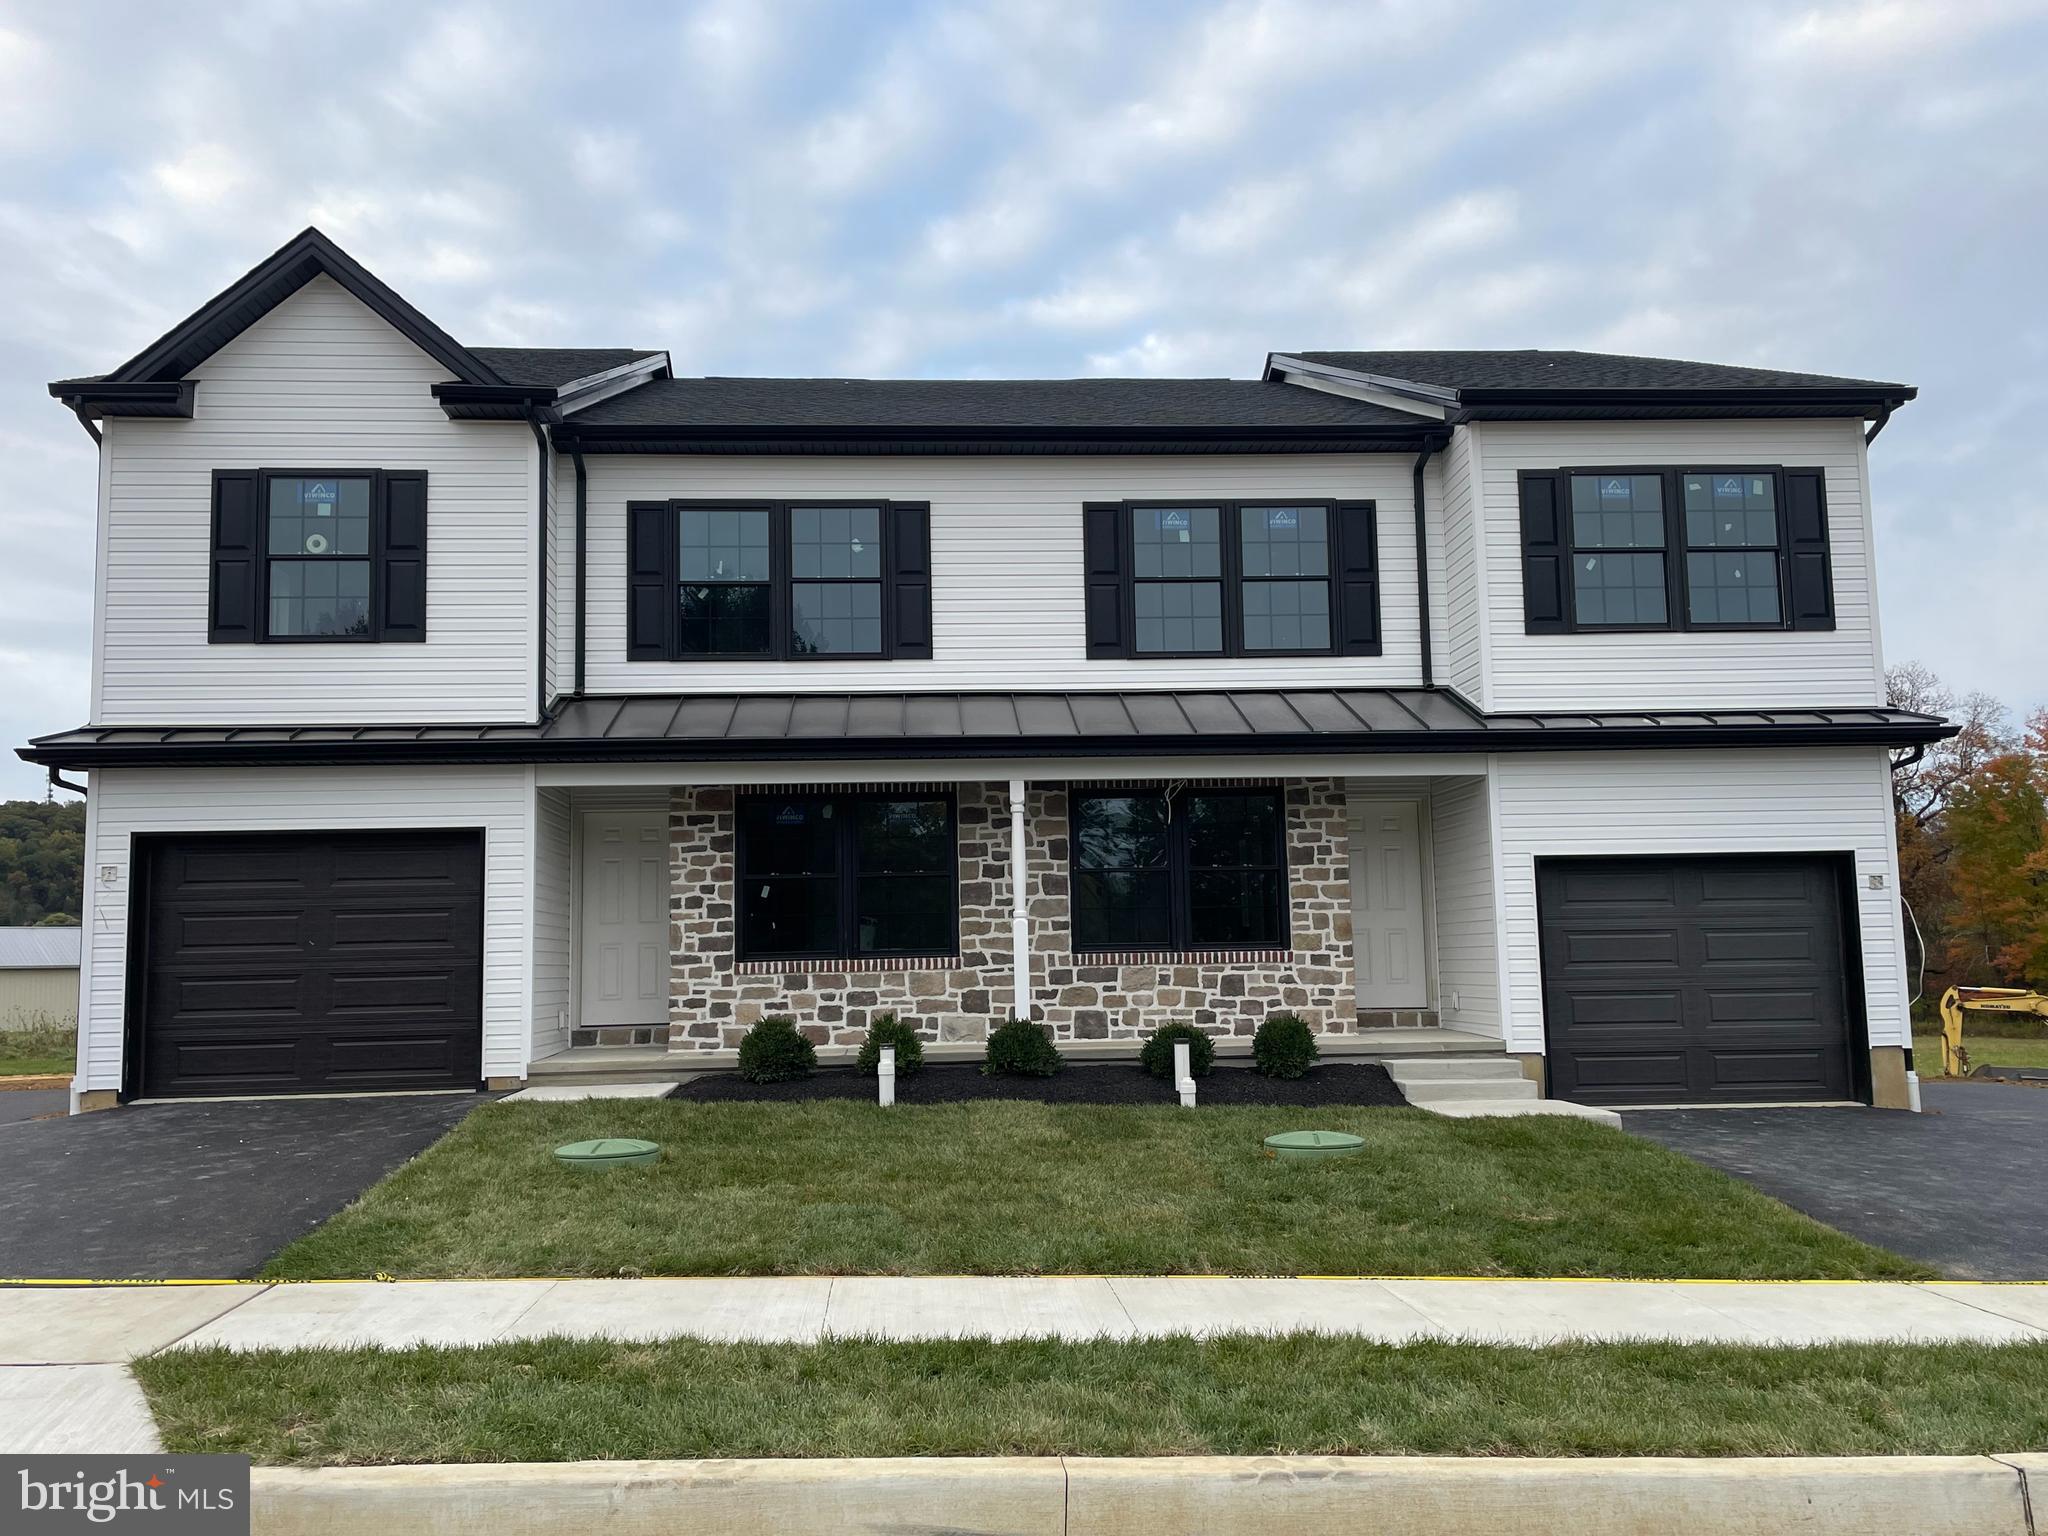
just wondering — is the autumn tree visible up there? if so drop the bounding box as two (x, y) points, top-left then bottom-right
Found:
(1940, 710), (2048, 987)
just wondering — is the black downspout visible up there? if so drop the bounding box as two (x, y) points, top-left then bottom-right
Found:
(530, 417), (550, 720)
(1865, 402), (1894, 445)
(1412, 440), (1441, 688)
(573, 450), (589, 696)
(47, 767), (87, 797)
(70, 406), (101, 446)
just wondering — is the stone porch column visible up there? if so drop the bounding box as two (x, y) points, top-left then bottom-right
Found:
(1009, 777), (1031, 1019)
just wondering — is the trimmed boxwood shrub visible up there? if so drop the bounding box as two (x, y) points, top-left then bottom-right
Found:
(736, 1016), (817, 1082)
(982, 1018), (1063, 1077)
(856, 1013), (925, 1077)
(1252, 1013), (1319, 1079)
(1140, 1021), (1215, 1080)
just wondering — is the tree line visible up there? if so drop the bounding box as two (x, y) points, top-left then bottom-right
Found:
(0, 798), (86, 926)
(1889, 662), (2048, 1006)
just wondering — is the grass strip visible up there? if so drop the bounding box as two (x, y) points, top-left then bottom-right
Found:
(137, 1334), (2048, 1465)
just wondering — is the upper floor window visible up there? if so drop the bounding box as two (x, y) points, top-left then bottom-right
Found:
(1519, 466), (1834, 636)
(207, 468), (428, 645)
(1084, 500), (1378, 660)
(627, 499), (930, 663)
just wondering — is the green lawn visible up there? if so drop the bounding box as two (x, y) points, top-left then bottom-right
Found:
(135, 1335), (2048, 1465)
(0, 1057), (72, 1078)
(0, 1022), (74, 1079)
(264, 1099), (1925, 1281)
(1915, 1034), (2048, 1079)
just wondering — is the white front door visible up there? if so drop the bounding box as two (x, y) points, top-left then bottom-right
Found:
(1350, 798), (1430, 1009)
(579, 810), (669, 1029)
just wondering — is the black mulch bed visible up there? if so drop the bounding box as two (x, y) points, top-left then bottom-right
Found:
(669, 1061), (1408, 1107)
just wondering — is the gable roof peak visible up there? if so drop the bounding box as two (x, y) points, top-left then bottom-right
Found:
(101, 225), (504, 388)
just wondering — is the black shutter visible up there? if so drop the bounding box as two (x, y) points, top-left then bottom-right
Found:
(377, 470), (428, 642)
(1783, 468), (1834, 631)
(208, 469), (260, 643)
(626, 502), (672, 660)
(1519, 471), (1569, 633)
(1083, 502), (1127, 658)
(1333, 501), (1381, 655)
(888, 502), (932, 658)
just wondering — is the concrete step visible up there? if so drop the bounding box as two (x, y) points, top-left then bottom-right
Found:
(1382, 1059), (1526, 1084)
(1426, 1097), (1625, 1127)
(1394, 1076), (1541, 1103)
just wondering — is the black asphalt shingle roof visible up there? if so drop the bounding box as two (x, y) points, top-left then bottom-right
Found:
(1289, 349), (1910, 395)
(467, 348), (661, 387)
(565, 376), (1423, 430)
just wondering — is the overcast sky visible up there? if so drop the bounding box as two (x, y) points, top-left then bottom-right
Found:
(2, 0), (2044, 798)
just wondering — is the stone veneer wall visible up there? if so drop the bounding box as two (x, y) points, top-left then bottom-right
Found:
(665, 778), (1358, 1052)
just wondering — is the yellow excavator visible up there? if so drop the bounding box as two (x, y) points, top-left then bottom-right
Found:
(1937, 986), (2048, 1077)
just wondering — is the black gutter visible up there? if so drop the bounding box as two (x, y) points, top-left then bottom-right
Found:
(1411, 437), (1447, 686)
(1455, 385), (1915, 410)
(529, 415), (551, 718)
(572, 450), (589, 695)
(15, 720), (1959, 771)
(550, 423), (1448, 457)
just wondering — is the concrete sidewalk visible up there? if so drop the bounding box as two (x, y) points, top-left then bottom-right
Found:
(7, 1276), (2048, 1362)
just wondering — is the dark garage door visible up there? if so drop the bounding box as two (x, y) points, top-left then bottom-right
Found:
(136, 830), (483, 1098)
(1538, 855), (1856, 1106)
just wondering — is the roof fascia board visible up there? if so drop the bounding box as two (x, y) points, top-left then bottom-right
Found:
(47, 379), (196, 419)
(1264, 353), (1462, 408)
(1458, 384), (1914, 411)
(101, 227), (502, 388)
(549, 422), (1454, 455)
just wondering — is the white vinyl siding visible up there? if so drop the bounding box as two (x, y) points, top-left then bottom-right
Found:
(1437, 426), (1484, 704)
(584, 454), (1427, 692)
(532, 786), (573, 1061)
(1425, 774), (1501, 1036)
(74, 765), (534, 1092)
(95, 275), (536, 724)
(1478, 419), (1883, 710)
(1489, 746), (1907, 1056)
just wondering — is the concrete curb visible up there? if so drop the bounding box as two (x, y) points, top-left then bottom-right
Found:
(249, 1452), (2043, 1535)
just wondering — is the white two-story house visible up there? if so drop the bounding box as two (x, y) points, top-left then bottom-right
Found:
(26, 228), (1949, 1113)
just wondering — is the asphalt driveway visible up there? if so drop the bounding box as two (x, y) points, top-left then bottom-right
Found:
(0, 1094), (483, 1279)
(1625, 1082), (2048, 1279)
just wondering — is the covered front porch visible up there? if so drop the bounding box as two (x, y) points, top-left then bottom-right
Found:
(527, 753), (1511, 1077)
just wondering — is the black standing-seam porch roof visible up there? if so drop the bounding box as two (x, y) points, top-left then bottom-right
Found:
(18, 690), (1954, 769)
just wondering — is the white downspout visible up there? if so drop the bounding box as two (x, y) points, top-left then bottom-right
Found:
(1009, 778), (1031, 1019)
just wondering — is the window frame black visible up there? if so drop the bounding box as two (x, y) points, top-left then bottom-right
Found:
(1117, 499), (1347, 659)
(1555, 465), (1797, 635)
(255, 467), (385, 645)
(733, 787), (960, 964)
(656, 498), (905, 663)
(1066, 784), (1291, 955)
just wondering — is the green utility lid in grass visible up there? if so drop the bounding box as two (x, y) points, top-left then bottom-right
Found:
(1263, 1129), (1365, 1161)
(554, 1138), (660, 1171)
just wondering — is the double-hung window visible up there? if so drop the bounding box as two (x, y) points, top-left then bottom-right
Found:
(1519, 466), (1833, 634)
(1070, 786), (1288, 952)
(628, 500), (931, 663)
(206, 467), (429, 644)
(1084, 500), (1378, 659)
(737, 791), (956, 963)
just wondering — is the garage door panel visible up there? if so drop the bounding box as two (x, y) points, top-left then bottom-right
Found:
(1539, 855), (1855, 1106)
(1561, 928), (1681, 968)
(330, 905), (473, 953)
(138, 831), (483, 1098)
(1557, 1050), (1691, 1096)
